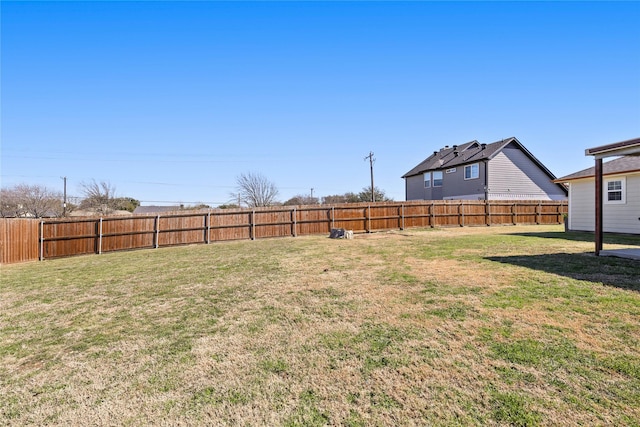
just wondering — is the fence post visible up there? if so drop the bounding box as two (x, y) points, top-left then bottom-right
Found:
(460, 201), (464, 227)
(366, 205), (371, 232)
(430, 201), (435, 228)
(98, 218), (103, 254)
(400, 204), (405, 230)
(292, 208), (297, 237)
(251, 210), (255, 240)
(154, 215), (160, 248)
(486, 200), (491, 226)
(512, 203), (517, 225)
(536, 202), (541, 225)
(205, 212), (211, 244)
(39, 220), (44, 261)
(331, 206), (335, 230)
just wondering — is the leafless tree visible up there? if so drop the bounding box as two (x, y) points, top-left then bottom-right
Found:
(232, 172), (279, 207)
(0, 187), (21, 217)
(0, 184), (63, 217)
(79, 180), (118, 214)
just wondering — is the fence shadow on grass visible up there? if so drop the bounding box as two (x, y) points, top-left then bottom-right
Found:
(486, 251), (640, 292)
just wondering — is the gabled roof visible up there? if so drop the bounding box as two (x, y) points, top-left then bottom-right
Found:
(402, 137), (557, 179)
(555, 156), (640, 182)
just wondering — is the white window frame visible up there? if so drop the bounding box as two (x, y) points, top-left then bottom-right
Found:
(464, 163), (479, 180)
(605, 177), (626, 204)
(424, 172), (431, 188)
(433, 171), (443, 187)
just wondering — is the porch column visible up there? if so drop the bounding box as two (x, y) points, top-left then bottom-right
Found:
(595, 158), (603, 255)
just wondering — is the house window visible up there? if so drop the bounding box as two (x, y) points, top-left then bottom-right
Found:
(433, 171), (443, 187)
(605, 178), (625, 204)
(424, 172), (431, 188)
(464, 163), (479, 180)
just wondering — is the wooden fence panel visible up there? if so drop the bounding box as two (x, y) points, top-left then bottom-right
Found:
(403, 203), (431, 228)
(461, 201), (487, 226)
(43, 219), (98, 259)
(432, 201), (459, 227)
(296, 207), (331, 236)
(101, 216), (155, 252)
(159, 214), (206, 246)
(541, 202), (565, 224)
(210, 210), (251, 241)
(333, 205), (367, 232)
(0, 219), (39, 264)
(488, 203), (512, 226)
(255, 209), (292, 239)
(370, 204), (403, 231)
(514, 202), (537, 224)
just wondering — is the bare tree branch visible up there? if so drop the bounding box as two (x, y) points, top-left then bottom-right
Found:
(232, 172), (279, 208)
(79, 180), (118, 214)
(0, 184), (63, 217)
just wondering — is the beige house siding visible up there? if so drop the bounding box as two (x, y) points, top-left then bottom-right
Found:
(567, 173), (640, 234)
(568, 180), (594, 231)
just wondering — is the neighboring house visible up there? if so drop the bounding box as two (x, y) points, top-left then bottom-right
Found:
(402, 137), (567, 201)
(555, 156), (640, 234)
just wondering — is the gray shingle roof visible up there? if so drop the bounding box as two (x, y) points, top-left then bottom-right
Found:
(555, 156), (640, 182)
(402, 137), (554, 179)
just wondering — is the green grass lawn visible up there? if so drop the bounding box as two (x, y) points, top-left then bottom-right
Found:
(1, 225), (639, 426)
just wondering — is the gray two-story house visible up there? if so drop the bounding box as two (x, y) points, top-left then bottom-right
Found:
(403, 137), (567, 201)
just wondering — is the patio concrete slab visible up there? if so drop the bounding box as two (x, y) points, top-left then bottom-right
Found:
(599, 248), (640, 261)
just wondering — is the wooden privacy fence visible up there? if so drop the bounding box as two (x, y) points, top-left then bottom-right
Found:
(1, 200), (567, 264)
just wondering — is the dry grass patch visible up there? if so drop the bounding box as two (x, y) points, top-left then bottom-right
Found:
(1, 225), (639, 426)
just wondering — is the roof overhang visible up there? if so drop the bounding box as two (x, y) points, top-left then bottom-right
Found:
(585, 137), (640, 159)
(555, 168), (640, 183)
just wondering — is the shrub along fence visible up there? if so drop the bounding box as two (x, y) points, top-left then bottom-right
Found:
(1, 200), (567, 264)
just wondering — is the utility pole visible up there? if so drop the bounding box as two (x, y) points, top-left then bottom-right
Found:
(364, 151), (375, 202)
(61, 176), (67, 216)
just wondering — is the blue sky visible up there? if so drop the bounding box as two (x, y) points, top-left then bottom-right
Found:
(2, 1), (639, 206)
